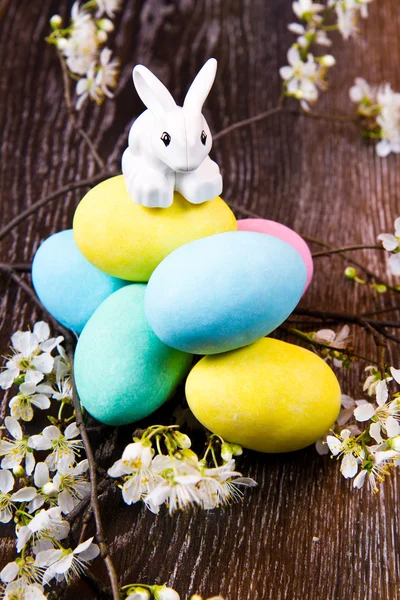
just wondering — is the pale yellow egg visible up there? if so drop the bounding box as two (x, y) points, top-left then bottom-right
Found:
(186, 338), (341, 453)
(73, 175), (237, 281)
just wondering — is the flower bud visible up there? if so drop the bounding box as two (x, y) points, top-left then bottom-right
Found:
(388, 435), (400, 452)
(320, 54), (336, 67)
(13, 465), (25, 478)
(230, 443), (243, 457)
(50, 14), (63, 29)
(153, 586), (180, 600)
(173, 431), (191, 449)
(126, 588), (151, 600)
(98, 18), (114, 32)
(220, 443), (232, 463)
(57, 38), (68, 50)
(344, 266), (357, 280)
(42, 482), (58, 497)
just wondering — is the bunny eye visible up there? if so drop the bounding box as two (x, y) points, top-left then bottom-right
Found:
(161, 132), (171, 147)
(201, 130), (207, 145)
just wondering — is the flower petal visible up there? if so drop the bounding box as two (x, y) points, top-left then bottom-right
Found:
(0, 469), (14, 494)
(369, 422), (383, 443)
(386, 416), (400, 437)
(340, 453), (358, 479)
(377, 233), (398, 251)
(0, 561), (19, 583)
(4, 416), (22, 440)
(32, 353), (54, 374)
(34, 462), (50, 487)
(64, 422), (80, 440)
(11, 487), (37, 502)
(354, 403), (375, 422)
(33, 322), (50, 343)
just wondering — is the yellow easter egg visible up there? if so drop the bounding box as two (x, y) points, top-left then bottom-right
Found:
(186, 338), (341, 453)
(73, 175), (237, 281)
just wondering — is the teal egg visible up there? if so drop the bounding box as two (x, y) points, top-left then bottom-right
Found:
(32, 230), (129, 334)
(74, 285), (192, 425)
(145, 231), (307, 355)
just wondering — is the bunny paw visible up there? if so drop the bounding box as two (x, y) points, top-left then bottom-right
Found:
(177, 172), (223, 205)
(131, 174), (174, 208)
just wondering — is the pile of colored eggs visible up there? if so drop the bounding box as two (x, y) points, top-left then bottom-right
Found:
(32, 176), (340, 453)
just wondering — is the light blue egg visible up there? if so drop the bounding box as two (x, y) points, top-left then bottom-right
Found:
(74, 285), (192, 425)
(32, 230), (129, 334)
(145, 231), (307, 355)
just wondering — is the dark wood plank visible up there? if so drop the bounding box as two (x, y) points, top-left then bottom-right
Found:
(1, 1), (400, 599)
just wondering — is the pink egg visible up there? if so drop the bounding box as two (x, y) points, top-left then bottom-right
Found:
(237, 218), (313, 292)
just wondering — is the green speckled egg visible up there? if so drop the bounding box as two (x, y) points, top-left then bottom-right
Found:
(74, 284), (192, 425)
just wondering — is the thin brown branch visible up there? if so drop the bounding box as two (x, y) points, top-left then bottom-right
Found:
(288, 108), (358, 123)
(0, 173), (116, 243)
(213, 106), (282, 141)
(312, 245), (383, 257)
(2, 268), (72, 339)
(58, 54), (105, 170)
(66, 342), (120, 600)
(0, 262), (31, 273)
(279, 323), (377, 364)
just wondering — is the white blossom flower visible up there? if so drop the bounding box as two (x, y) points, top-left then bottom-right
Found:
(0, 416), (35, 475)
(9, 380), (52, 422)
(36, 537), (100, 584)
(1, 578), (47, 600)
(349, 77), (375, 104)
(0, 322), (60, 390)
(353, 447), (397, 492)
(27, 462), (60, 513)
(315, 395), (363, 455)
(108, 442), (160, 505)
(75, 62), (103, 109)
(16, 507), (70, 553)
(326, 429), (363, 478)
(0, 556), (45, 585)
(354, 381), (400, 442)
(376, 84), (400, 157)
(279, 46), (335, 110)
(53, 459), (90, 514)
(95, 0), (122, 18)
(378, 217), (400, 251)
(145, 454), (204, 514)
(288, 22), (332, 48)
(335, 3), (357, 39)
(62, 5), (100, 76)
(0, 470), (36, 523)
(199, 460), (257, 509)
(50, 375), (73, 405)
(28, 423), (83, 471)
(314, 325), (351, 349)
(363, 365), (392, 396)
(292, 0), (324, 20)
(96, 47), (119, 97)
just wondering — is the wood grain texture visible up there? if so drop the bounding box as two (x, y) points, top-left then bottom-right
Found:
(1, 1), (400, 599)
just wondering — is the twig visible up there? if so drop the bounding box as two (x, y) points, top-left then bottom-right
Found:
(280, 324), (377, 364)
(2, 268), (72, 339)
(0, 173), (116, 243)
(288, 108), (358, 123)
(58, 54), (105, 170)
(0, 262), (31, 272)
(66, 342), (120, 600)
(213, 106), (282, 141)
(312, 245), (383, 257)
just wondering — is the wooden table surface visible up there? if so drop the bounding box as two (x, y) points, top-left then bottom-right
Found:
(1, 1), (400, 599)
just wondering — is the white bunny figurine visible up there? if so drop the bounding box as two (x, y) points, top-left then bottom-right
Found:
(121, 58), (223, 208)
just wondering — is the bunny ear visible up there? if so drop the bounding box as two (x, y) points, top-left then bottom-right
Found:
(133, 65), (176, 117)
(183, 58), (217, 113)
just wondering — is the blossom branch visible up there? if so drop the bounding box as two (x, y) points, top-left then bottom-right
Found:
(312, 245), (383, 257)
(58, 53), (106, 170)
(0, 172), (117, 243)
(66, 342), (120, 600)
